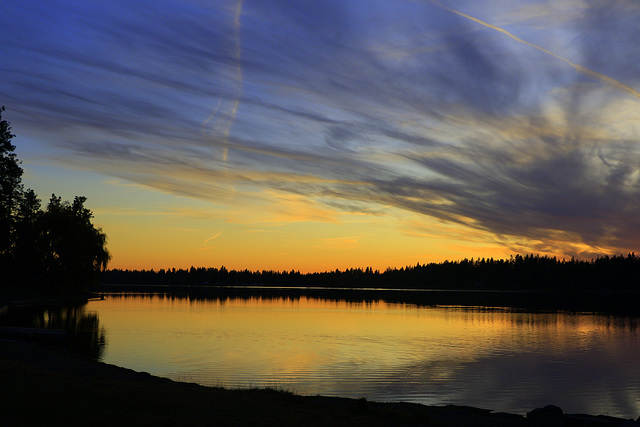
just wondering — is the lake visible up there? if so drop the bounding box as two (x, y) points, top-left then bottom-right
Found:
(79, 292), (640, 418)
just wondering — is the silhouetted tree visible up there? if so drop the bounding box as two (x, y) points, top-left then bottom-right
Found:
(0, 106), (22, 265)
(11, 189), (43, 283)
(0, 108), (111, 294)
(32, 195), (111, 292)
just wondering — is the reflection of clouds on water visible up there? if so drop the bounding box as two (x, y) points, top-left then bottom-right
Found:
(359, 334), (640, 417)
(291, 309), (640, 417)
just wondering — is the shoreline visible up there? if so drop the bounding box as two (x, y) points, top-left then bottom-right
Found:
(1, 339), (637, 426)
(93, 284), (640, 314)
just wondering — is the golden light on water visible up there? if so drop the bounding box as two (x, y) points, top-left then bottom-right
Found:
(91, 295), (636, 379)
(84, 294), (640, 417)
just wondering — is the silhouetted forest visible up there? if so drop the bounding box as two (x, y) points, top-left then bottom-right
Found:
(100, 253), (640, 291)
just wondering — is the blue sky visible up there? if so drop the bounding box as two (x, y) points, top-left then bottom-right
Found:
(2, 0), (640, 270)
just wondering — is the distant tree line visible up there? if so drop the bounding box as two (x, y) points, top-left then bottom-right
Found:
(101, 253), (640, 291)
(0, 107), (110, 295)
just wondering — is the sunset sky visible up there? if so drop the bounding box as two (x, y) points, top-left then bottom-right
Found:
(2, 0), (639, 272)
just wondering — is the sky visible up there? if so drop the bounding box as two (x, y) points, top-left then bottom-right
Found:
(1, 0), (640, 272)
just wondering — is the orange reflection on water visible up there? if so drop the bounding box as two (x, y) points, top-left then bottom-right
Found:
(90, 294), (636, 377)
(86, 294), (640, 417)
(91, 294), (477, 374)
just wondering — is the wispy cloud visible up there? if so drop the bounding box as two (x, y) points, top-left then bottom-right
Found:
(2, 0), (640, 259)
(204, 232), (223, 243)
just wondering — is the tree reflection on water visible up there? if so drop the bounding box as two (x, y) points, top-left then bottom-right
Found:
(0, 303), (106, 360)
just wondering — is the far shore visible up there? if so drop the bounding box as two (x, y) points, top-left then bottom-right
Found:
(92, 283), (640, 314)
(5, 283), (640, 315)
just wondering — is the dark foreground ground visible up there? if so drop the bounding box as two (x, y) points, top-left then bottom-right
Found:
(1, 340), (638, 426)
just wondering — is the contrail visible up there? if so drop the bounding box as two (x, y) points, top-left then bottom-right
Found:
(202, 0), (244, 163)
(429, 0), (640, 100)
(223, 0), (244, 163)
(201, 97), (224, 135)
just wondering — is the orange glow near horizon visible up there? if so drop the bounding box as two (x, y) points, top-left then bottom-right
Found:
(96, 203), (516, 273)
(28, 167), (594, 275)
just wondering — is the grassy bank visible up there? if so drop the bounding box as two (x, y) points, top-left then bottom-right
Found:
(0, 340), (529, 426)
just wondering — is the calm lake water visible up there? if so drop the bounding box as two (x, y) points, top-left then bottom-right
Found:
(86, 293), (640, 418)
